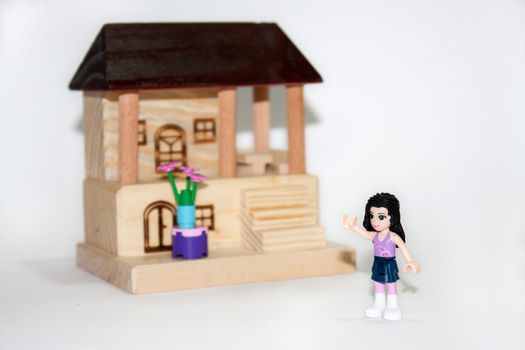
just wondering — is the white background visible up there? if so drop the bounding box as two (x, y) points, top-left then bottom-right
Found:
(1, 0), (524, 349)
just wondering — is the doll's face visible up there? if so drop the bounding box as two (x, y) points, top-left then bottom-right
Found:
(369, 207), (391, 232)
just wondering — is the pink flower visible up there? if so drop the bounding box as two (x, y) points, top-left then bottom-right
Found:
(190, 174), (208, 183)
(180, 166), (199, 177)
(156, 161), (182, 173)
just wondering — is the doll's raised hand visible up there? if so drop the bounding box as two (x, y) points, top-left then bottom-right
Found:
(404, 261), (420, 274)
(341, 214), (357, 230)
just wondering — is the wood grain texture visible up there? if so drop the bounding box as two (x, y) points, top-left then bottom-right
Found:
(267, 150), (289, 175)
(240, 185), (325, 253)
(82, 174), (319, 257)
(77, 243), (134, 291)
(253, 86), (270, 154)
(114, 174), (319, 256)
(236, 151), (273, 176)
(241, 228), (326, 253)
(76, 242), (355, 294)
(218, 88), (237, 178)
(84, 179), (120, 255)
(286, 85), (305, 174)
(242, 185), (309, 208)
(103, 89), (220, 181)
(83, 91), (105, 179)
(252, 225), (326, 244)
(118, 92), (139, 184)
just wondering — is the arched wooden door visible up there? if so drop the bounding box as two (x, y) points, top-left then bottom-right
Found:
(143, 201), (176, 252)
(155, 124), (187, 173)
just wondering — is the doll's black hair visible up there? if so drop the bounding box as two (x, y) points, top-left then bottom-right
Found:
(363, 193), (406, 243)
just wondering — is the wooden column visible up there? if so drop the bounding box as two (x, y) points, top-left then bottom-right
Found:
(118, 92), (139, 184)
(253, 86), (270, 154)
(286, 85), (305, 174)
(218, 88), (237, 178)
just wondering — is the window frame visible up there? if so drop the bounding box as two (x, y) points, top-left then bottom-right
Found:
(193, 118), (217, 144)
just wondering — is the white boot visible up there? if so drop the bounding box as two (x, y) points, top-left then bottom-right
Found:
(383, 294), (402, 321)
(365, 293), (386, 318)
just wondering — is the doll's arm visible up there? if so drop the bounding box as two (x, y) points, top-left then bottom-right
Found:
(341, 214), (374, 240)
(392, 234), (420, 273)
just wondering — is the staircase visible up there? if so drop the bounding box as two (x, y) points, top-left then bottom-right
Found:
(240, 185), (326, 253)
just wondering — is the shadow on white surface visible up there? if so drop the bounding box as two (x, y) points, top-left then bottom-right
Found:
(17, 257), (131, 296)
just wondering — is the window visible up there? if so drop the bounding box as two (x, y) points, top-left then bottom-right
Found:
(138, 120), (147, 146)
(193, 118), (216, 143)
(195, 204), (215, 230)
(155, 124), (187, 173)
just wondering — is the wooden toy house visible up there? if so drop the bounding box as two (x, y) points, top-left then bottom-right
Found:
(70, 23), (355, 294)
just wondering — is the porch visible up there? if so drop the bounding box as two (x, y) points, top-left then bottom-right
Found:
(113, 85), (307, 184)
(77, 242), (355, 294)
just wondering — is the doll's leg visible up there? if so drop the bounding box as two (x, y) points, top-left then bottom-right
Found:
(365, 282), (386, 318)
(375, 282), (386, 293)
(383, 282), (402, 321)
(386, 282), (397, 294)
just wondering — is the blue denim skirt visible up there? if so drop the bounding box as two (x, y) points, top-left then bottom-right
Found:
(371, 256), (400, 283)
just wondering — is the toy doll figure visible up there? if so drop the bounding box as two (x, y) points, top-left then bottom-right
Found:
(342, 193), (420, 321)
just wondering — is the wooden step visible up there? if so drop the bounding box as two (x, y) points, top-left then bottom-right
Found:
(241, 221), (326, 253)
(248, 207), (317, 221)
(241, 185), (309, 210)
(241, 197), (309, 210)
(240, 211), (317, 231)
(254, 225), (326, 245)
(240, 184), (323, 254)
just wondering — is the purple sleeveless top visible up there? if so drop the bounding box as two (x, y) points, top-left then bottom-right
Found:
(373, 231), (396, 258)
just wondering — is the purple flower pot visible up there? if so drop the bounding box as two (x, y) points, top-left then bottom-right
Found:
(171, 227), (208, 260)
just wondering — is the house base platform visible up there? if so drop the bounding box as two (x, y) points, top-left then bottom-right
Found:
(76, 242), (356, 294)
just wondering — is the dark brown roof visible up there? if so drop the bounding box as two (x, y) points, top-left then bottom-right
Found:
(69, 23), (323, 90)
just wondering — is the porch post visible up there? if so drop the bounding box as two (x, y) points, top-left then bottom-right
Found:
(218, 87), (237, 178)
(118, 92), (139, 184)
(286, 85), (305, 174)
(253, 86), (270, 154)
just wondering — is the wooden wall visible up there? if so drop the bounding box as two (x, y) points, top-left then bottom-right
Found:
(84, 174), (319, 257)
(97, 88), (220, 182)
(83, 179), (119, 255)
(83, 91), (105, 179)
